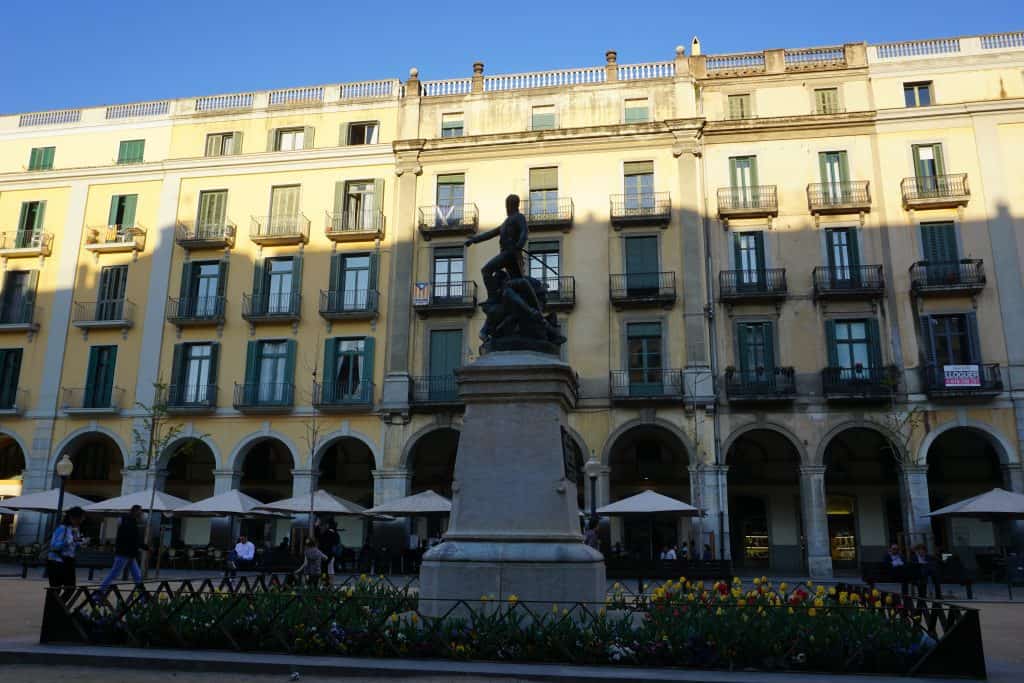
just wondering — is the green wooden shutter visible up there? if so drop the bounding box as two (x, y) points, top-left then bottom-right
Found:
(369, 251), (380, 292)
(84, 347), (100, 407)
(231, 131), (243, 154)
(763, 322), (776, 372)
(328, 253), (342, 292)
(292, 254), (303, 304)
(23, 270), (39, 323)
(340, 124), (349, 146)
(122, 195), (137, 227)
(267, 128), (278, 152)
(965, 312), (981, 363)
(373, 178), (384, 228)
(302, 127), (314, 149)
(28, 148), (40, 170)
(208, 343), (220, 399)
(204, 135), (219, 157)
(847, 229), (861, 267)
(284, 340), (297, 403)
(736, 323), (750, 374)
(41, 147), (55, 169)
(323, 338), (338, 400)
(252, 258), (265, 294)
(244, 341), (259, 404)
(729, 157), (738, 188)
(179, 261), (194, 299)
(839, 151), (850, 183)
(825, 320), (838, 367)
(171, 343), (186, 388)
(818, 153), (829, 185)
(362, 337), (375, 399)
(333, 181), (346, 219)
(918, 315), (936, 364)
(753, 231), (766, 280)
(31, 202), (46, 234)
(749, 157), (760, 188)
(108, 196), (121, 226)
(866, 318), (882, 369)
(932, 144), (945, 176)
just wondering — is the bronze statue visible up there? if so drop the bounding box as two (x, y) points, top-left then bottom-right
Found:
(465, 194), (565, 354)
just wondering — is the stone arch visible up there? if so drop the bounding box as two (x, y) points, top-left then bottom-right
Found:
(721, 421), (809, 467)
(156, 433), (223, 471)
(599, 417), (695, 467)
(226, 430), (299, 473)
(814, 420), (908, 467)
(916, 418), (1016, 467)
(0, 429), (30, 476)
(400, 423), (462, 471)
(49, 426), (129, 473)
(312, 429), (381, 471)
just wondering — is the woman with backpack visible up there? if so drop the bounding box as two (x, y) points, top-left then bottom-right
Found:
(47, 506), (86, 591)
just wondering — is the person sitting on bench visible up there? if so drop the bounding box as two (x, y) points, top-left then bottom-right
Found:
(911, 544), (942, 599)
(882, 543), (911, 594)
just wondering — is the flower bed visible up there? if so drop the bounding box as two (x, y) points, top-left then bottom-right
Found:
(63, 576), (933, 674)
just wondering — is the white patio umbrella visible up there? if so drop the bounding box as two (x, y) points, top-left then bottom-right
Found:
(0, 488), (94, 512)
(255, 489), (367, 515)
(85, 489), (191, 514)
(175, 490), (286, 518)
(597, 490), (701, 561)
(365, 490), (451, 517)
(0, 507), (14, 516)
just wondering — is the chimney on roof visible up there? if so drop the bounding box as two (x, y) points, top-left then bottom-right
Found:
(691, 36), (702, 56)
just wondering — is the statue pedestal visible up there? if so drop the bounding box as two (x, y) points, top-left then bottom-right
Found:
(419, 351), (605, 615)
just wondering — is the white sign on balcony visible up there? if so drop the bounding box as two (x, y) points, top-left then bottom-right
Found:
(943, 364), (980, 387)
(413, 283), (430, 306)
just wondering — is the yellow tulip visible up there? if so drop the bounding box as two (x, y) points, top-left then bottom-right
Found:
(808, 608), (817, 617)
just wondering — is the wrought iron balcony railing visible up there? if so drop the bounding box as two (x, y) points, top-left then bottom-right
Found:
(417, 204), (479, 239)
(900, 174), (970, 209)
(233, 382), (295, 411)
(609, 272), (676, 308)
(410, 375), (462, 406)
(806, 181), (871, 214)
(249, 214), (310, 245)
(610, 369), (685, 402)
(909, 260), (985, 296)
(920, 363), (1002, 398)
(609, 193), (671, 228)
(84, 225), (146, 253)
(412, 281), (477, 316)
(725, 367), (796, 401)
(72, 299), (135, 329)
(812, 265), (884, 299)
(175, 221), (236, 250)
(717, 186), (778, 218)
(0, 230), (53, 256)
(821, 366), (894, 400)
(719, 269), (787, 302)
(521, 198), (574, 230)
(313, 380), (374, 411)
(0, 300), (39, 328)
(62, 386), (124, 413)
(319, 289), (379, 320)
(537, 275), (575, 311)
(166, 296), (226, 325)
(325, 210), (385, 241)
(242, 291), (301, 322)
(163, 384), (218, 413)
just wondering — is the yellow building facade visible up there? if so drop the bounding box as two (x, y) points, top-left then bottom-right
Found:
(1, 32), (1022, 576)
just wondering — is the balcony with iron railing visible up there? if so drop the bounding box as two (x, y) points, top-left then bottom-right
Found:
(412, 281), (477, 317)
(717, 186), (778, 219)
(84, 225), (146, 254)
(313, 380), (374, 412)
(0, 388), (28, 415)
(909, 260), (985, 297)
(417, 204), (479, 239)
(0, 300), (40, 332)
(610, 369), (685, 403)
(521, 198), (574, 231)
(920, 363), (1002, 399)
(538, 275), (575, 311)
(175, 221), (236, 250)
(719, 269), (787, 303)
(325, 210), (385, 242)
(166, 296), (226, 326)
(319, 289), (379, 321)
(900, 174), (970, 210)
(0, 230), (53, 258)
(807, 181), (871, 215)
(812, 265), (885, 300)
(609, 193), (671, 228)
(609, 272), (676, 309)
(821, 366), (894, 401)
(249, 214), (310, 246)
(410, 375), (462, 409)
(242, 291), (301, 323)
(725, 367), (796, 402)
(71, 299), (135, 330)
(233, 382), (295, 412)
(162, 383), (218, 414)
(62, 387), (124, 414)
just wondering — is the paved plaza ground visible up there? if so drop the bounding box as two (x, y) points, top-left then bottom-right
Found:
(1, 568), (1022, 681)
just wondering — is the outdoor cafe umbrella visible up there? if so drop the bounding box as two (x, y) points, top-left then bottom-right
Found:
(255, 489), (367, 516)
(175, 490), (285, 518)
(597, 490), (702, 561)
(927, 488), (1024, 598)
(365, 490), (451, 517)
(0, 488), (93, 513)
(84, 490), (191, 514)
(0, 507), (13, 516)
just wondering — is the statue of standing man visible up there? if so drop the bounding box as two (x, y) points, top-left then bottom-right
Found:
(465, 194), (528, 302)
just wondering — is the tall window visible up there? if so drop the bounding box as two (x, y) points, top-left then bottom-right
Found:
(0, 271), (37, 324)
(196, 190), (228, 237)
(16, 201), (45, 249)
(729, 155), (759, 206)
(347, 122), (379, 145)
(819, 151), (850, 202)
(323, 337), (374, 401)
(912, 143), (945, 196)
(0, 349), (22, 410)
(117, 140), (145, 164)
(920, 222), (958, 283)
(827, 319), (880, 374)
(904, 82), (932, 107)
(108, 195), (138, 234)
(268, 185), (301, 234)
(624, 235), (659, 295)
(434, 174), (465, 227)
(342, 180), (379, 229)
(181, 260), (225, 318)
(825, 228), (860, 284)
(736, 321), (774, 378)
(727, 94), (751, 120)
(266, 258), (295, 314)
(528, 240), (560, 294)
(733, 231), (765, 288)
(84, 345), (117, 408)
(441, 112), (464, 137)
(96, 265), (128, 321)
(205, 132), (239, 156)
(428, 329), (462, 400)
(814, 87), (840, 114)
(627, 322), (663, 395)
(275, 128), (305, 151)
(623, 161), (654, 210)
(433, 247), (465, 300)
(329, 253), (372, 311)
(528, 167), (559, 218)
(28, 146), (55, 171)
(531, 105), (556, 130)
(624, 98), (650, 123)
(926, 315), (974, 364)
(173, 342), (217, 404)
(257, 341), (289, 403)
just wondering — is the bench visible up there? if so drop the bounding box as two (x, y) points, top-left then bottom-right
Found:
(861, 561), (974, 600)
(21, 550), (115, 580)
(606, 559), (733, 592)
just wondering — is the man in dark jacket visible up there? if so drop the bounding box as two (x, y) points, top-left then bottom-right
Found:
(97, 504), (149, 593)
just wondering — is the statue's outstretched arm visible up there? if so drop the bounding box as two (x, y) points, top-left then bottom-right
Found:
(466, 225), (501, 246)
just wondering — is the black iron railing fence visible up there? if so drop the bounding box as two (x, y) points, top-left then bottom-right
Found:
(717, 185), (778, 212)
(900, 174), (969, 203)
(719, 268), (787, 299)
(909, 260), (985, 291)
(725, 366), (796, 398)
(806, 180), (871, 209)
(166, 296), (226, 323)
(813, 265), (884, 295)
(608, 272), (676, 301)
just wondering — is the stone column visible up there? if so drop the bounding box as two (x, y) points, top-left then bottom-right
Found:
(799, 465), (833, 578)
(900, 464), (933, 549)
(690, 464), (729, 560)
(292, 469), (316, 498)
(121, 466), (149, 494)
(471, 62), (484, 94)
(14, 447), (53, 543)
(604, 50), (618, 82)
(212, 469), (241, 495)
(583, 466), (610, 514)
(210, 469), (241, 545)
(372, 468), (411, 506)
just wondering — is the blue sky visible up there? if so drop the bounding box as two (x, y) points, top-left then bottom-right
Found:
(0, 0), (1017, 113)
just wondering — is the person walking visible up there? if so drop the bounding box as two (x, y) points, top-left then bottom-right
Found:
(47, 506), (85, 594)
(96, 505), (148, 596)
(319, 520), (340, 578)
(294, 537), (328, 586)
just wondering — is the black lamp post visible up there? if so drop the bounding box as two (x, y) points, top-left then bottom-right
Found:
(53, 453), (74, 534)
(584, 455), (601, 526)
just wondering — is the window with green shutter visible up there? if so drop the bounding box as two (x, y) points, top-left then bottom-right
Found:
(920, 221), (958, 284)
(736, 321), (775, 378)
(814, 88), (840, 114)
(0, 348), (23, 410)
(196, 190), (228, 236)
(322, 337), (373, 403)
(624, 98), (649, 123)
(531, 105), (556, 131)
(117, 140), (145, 164)
(441, 113), (464, 137)
(205, 132), (241, 156)
(28, 146), (55, 171)
(904, 82), (932, 107)
(727, 94), (751, 120)
(827, 319), (880, 371)
(626, 322), (663, 396)
(528, 167), (559, 217)
(249, 339), (295, 405)
(108, 195), (138, 232)
(84, 345), (117, 409)
(347, 122), (379, 145)
(16, 201), (45, 249)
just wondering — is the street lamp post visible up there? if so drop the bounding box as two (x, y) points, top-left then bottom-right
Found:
(53, 454), (74, 535)
(584, 455), (601, 526)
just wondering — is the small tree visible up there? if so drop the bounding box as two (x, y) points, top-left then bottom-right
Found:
(300, 342), (325, 542)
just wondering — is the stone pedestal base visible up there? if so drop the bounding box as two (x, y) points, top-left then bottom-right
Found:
(418, 351), (605, 616)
